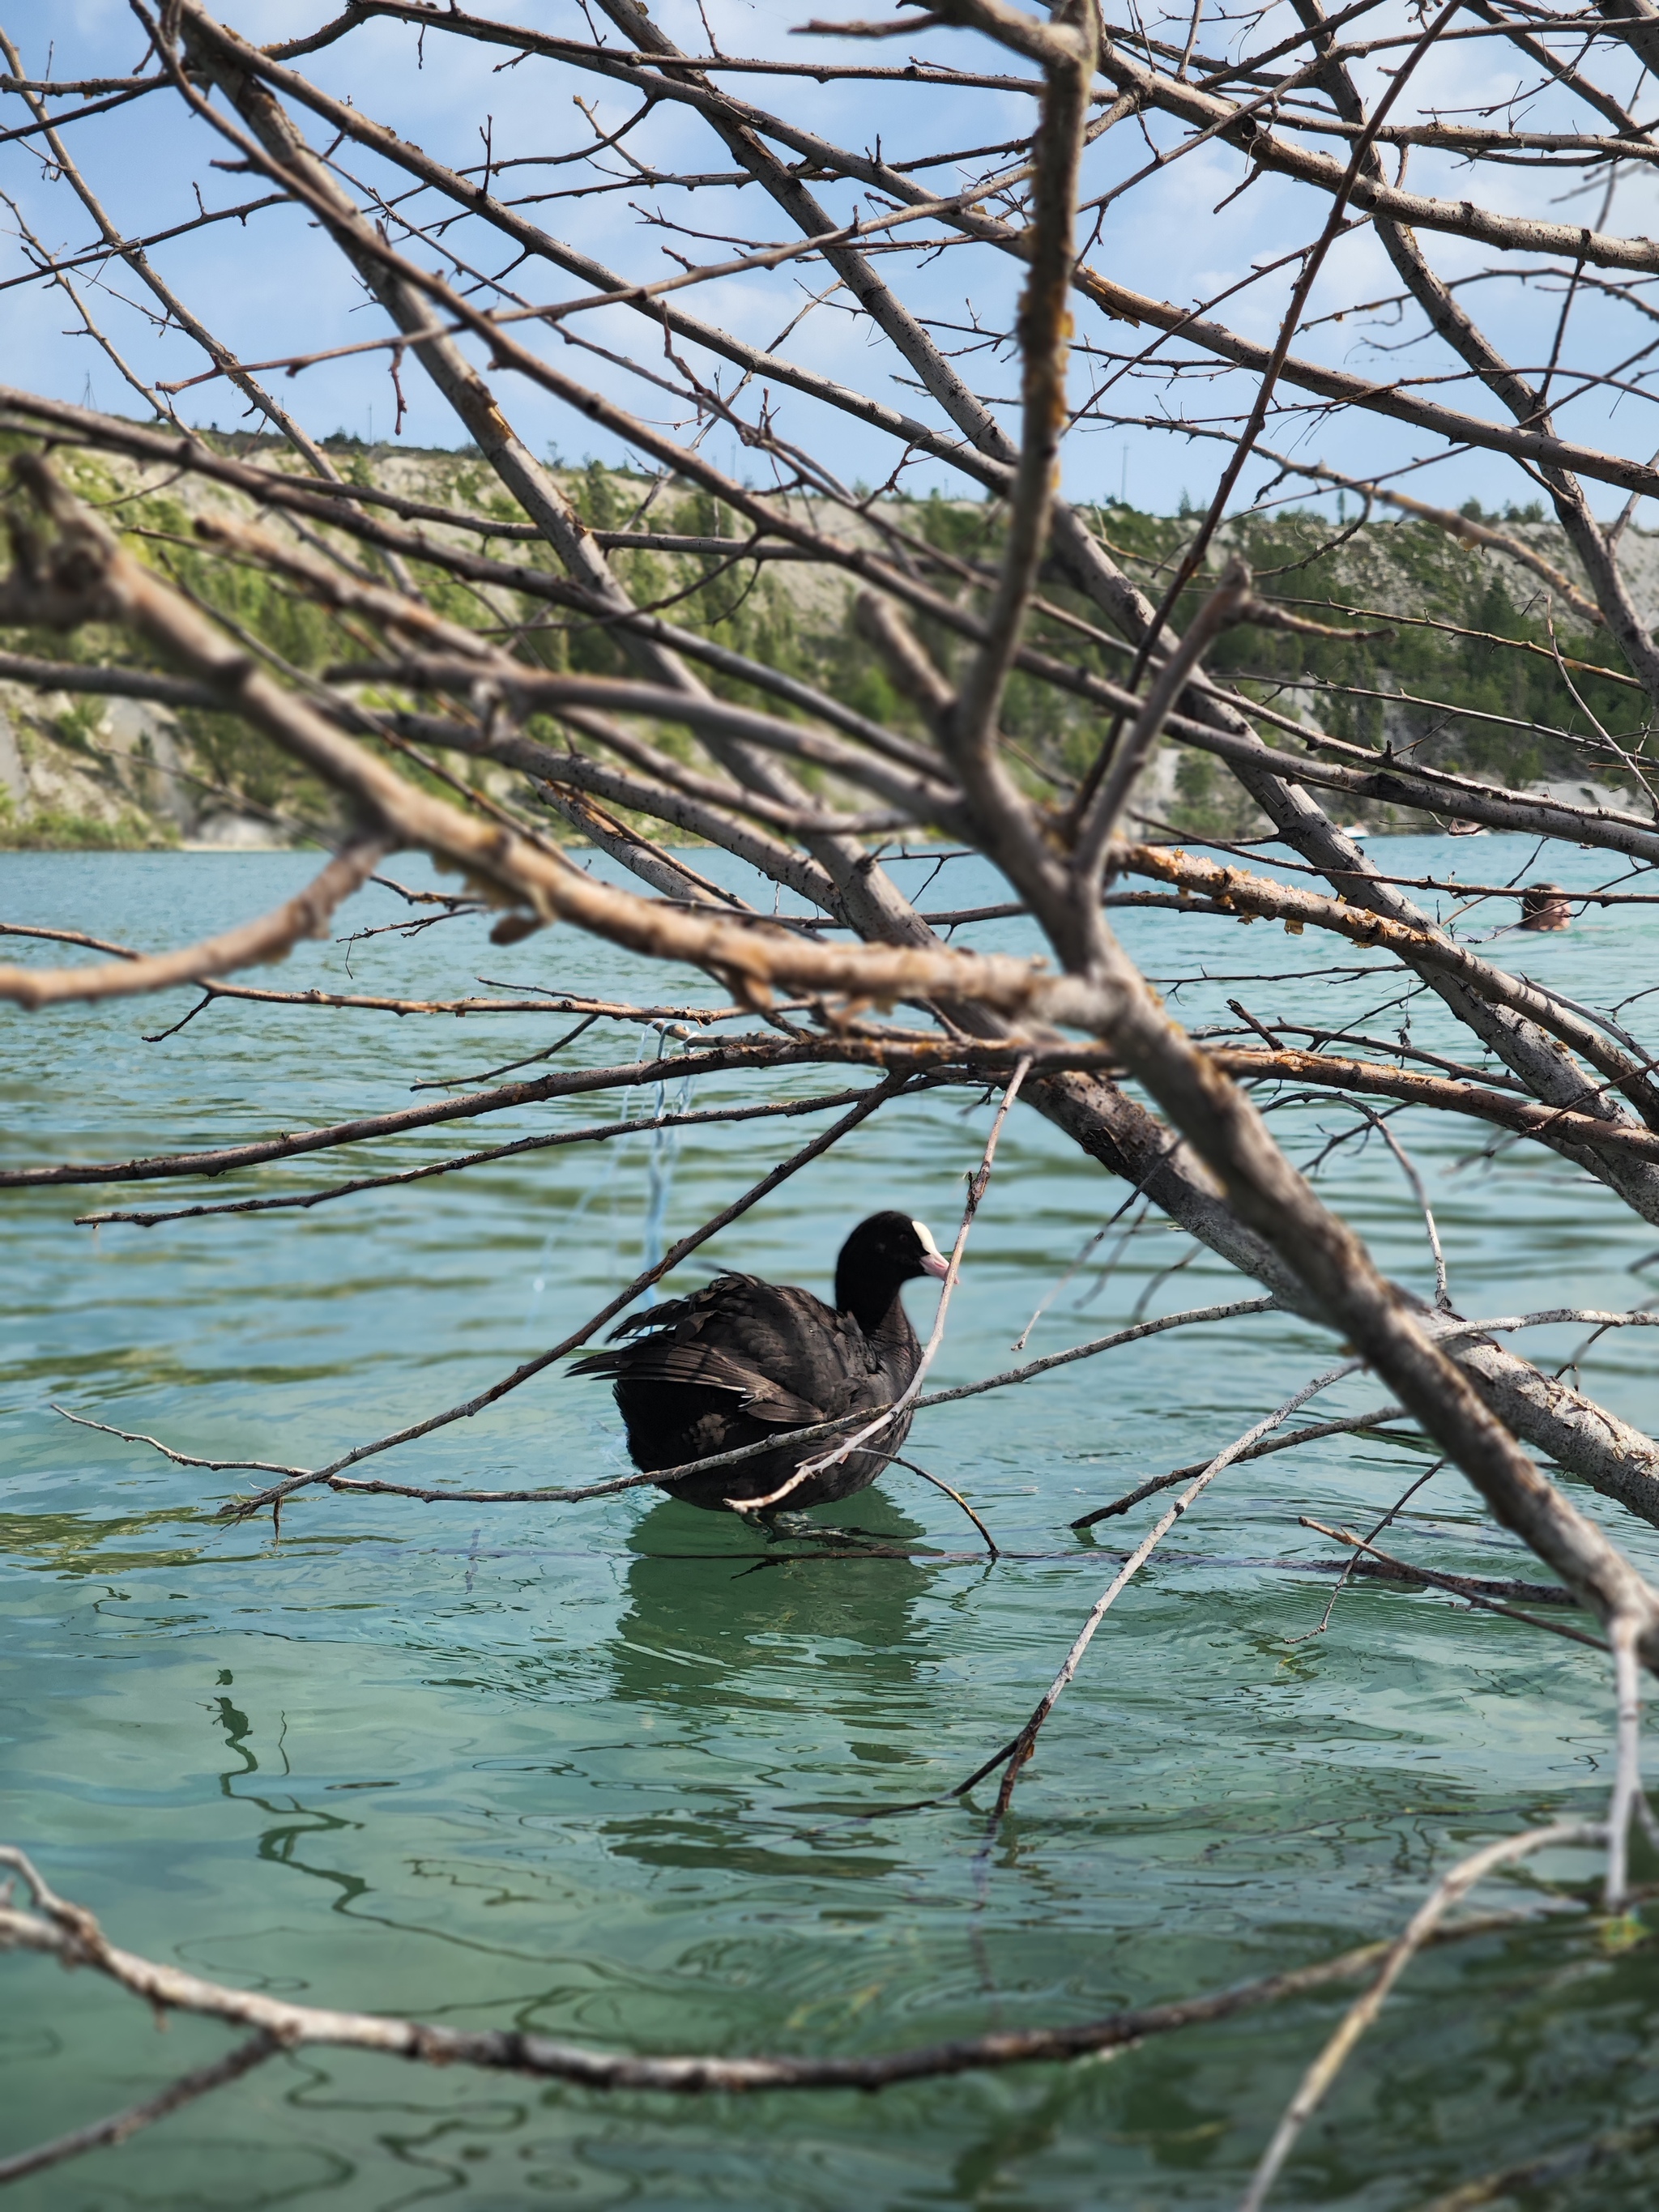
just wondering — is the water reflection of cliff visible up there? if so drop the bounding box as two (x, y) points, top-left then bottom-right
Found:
(603, 1490), (939, 1880)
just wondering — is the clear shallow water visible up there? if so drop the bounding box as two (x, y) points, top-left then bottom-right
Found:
(3, 838), (1659, 2208)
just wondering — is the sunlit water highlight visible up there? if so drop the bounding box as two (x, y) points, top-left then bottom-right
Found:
(4, 837), (1659, 2209)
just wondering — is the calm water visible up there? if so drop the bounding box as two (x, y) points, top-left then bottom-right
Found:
(4, 838), (1659, 2210)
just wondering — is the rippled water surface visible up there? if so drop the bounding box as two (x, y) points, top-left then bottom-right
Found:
(6, 838), (1659, 2209)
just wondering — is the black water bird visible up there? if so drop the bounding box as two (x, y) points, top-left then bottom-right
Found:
(573, 1211), (950, 1513)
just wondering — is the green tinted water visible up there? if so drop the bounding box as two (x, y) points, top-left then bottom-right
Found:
(4, 841), (1659, 2208)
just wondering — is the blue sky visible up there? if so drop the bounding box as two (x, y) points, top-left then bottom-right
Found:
(5, 1), (1657, 521)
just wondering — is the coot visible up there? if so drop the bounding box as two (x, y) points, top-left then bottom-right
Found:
(573, 1212), (950, 1512)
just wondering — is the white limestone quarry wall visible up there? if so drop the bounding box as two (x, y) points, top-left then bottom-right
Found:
(0, 684), (294, 847)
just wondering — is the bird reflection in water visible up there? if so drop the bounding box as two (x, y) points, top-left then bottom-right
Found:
(603, 1491), (938, 1877)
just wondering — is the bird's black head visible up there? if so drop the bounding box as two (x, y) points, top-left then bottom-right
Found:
(834, 1210), (949, 1333)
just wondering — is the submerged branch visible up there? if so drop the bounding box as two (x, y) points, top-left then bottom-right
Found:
(0, 1845), (1563, 2103)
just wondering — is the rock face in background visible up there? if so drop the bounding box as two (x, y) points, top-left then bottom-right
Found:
(0, 707), (25, 817)
(0, 433), (1644, 847)
(0, 683), (298, 850)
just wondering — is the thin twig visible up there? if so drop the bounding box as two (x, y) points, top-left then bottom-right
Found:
(202, 1076), (914, 1522)
(73, 1085), (908, 1228)
(1239, 1823), (1607, 2212)
(890, 1454), (999, 1556)
(1071, 1403), (1410, 1528)
(0, 2032), (277, 2187)
(1345, 1104), (1452, 1311)
(1415, 2108), (1659, 2211)
(740, 1055), (1034, 1510)
(1296, 1519), (1606, 1651)
(0, 839), (389, 1008)
(0, 1846), (1555, 2102)
(970, 1362), (1362, 1826)
(1286, 1456), (1447, 1643)
(60, 1296), (1281, 1515)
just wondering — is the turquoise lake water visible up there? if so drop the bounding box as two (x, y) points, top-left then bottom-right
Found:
(4, 837), (1659, 2208)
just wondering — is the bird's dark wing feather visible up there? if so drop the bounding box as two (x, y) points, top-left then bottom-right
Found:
(569, 1264), (923, 1507)
(570, 1273), (873, 1422)
(575, 1340), (824, 1426)
(603, 1276), (757, 1343)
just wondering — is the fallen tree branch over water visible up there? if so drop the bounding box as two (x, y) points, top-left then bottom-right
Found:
(0, 1843), (1576, 2134)
(11, 0), (1659, 2197)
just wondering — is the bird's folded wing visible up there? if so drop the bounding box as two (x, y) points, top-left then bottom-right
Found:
(603, 1276), (754, 1340)
(574, 1340), (825, 1427)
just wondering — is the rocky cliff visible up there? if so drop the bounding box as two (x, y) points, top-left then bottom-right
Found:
(0, 429), (1642, 847)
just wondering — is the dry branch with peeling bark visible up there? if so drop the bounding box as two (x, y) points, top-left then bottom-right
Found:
(8, 2), (1659, 2199)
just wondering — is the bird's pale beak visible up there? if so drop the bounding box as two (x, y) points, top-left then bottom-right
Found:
(919, 1250), (951, 1280)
